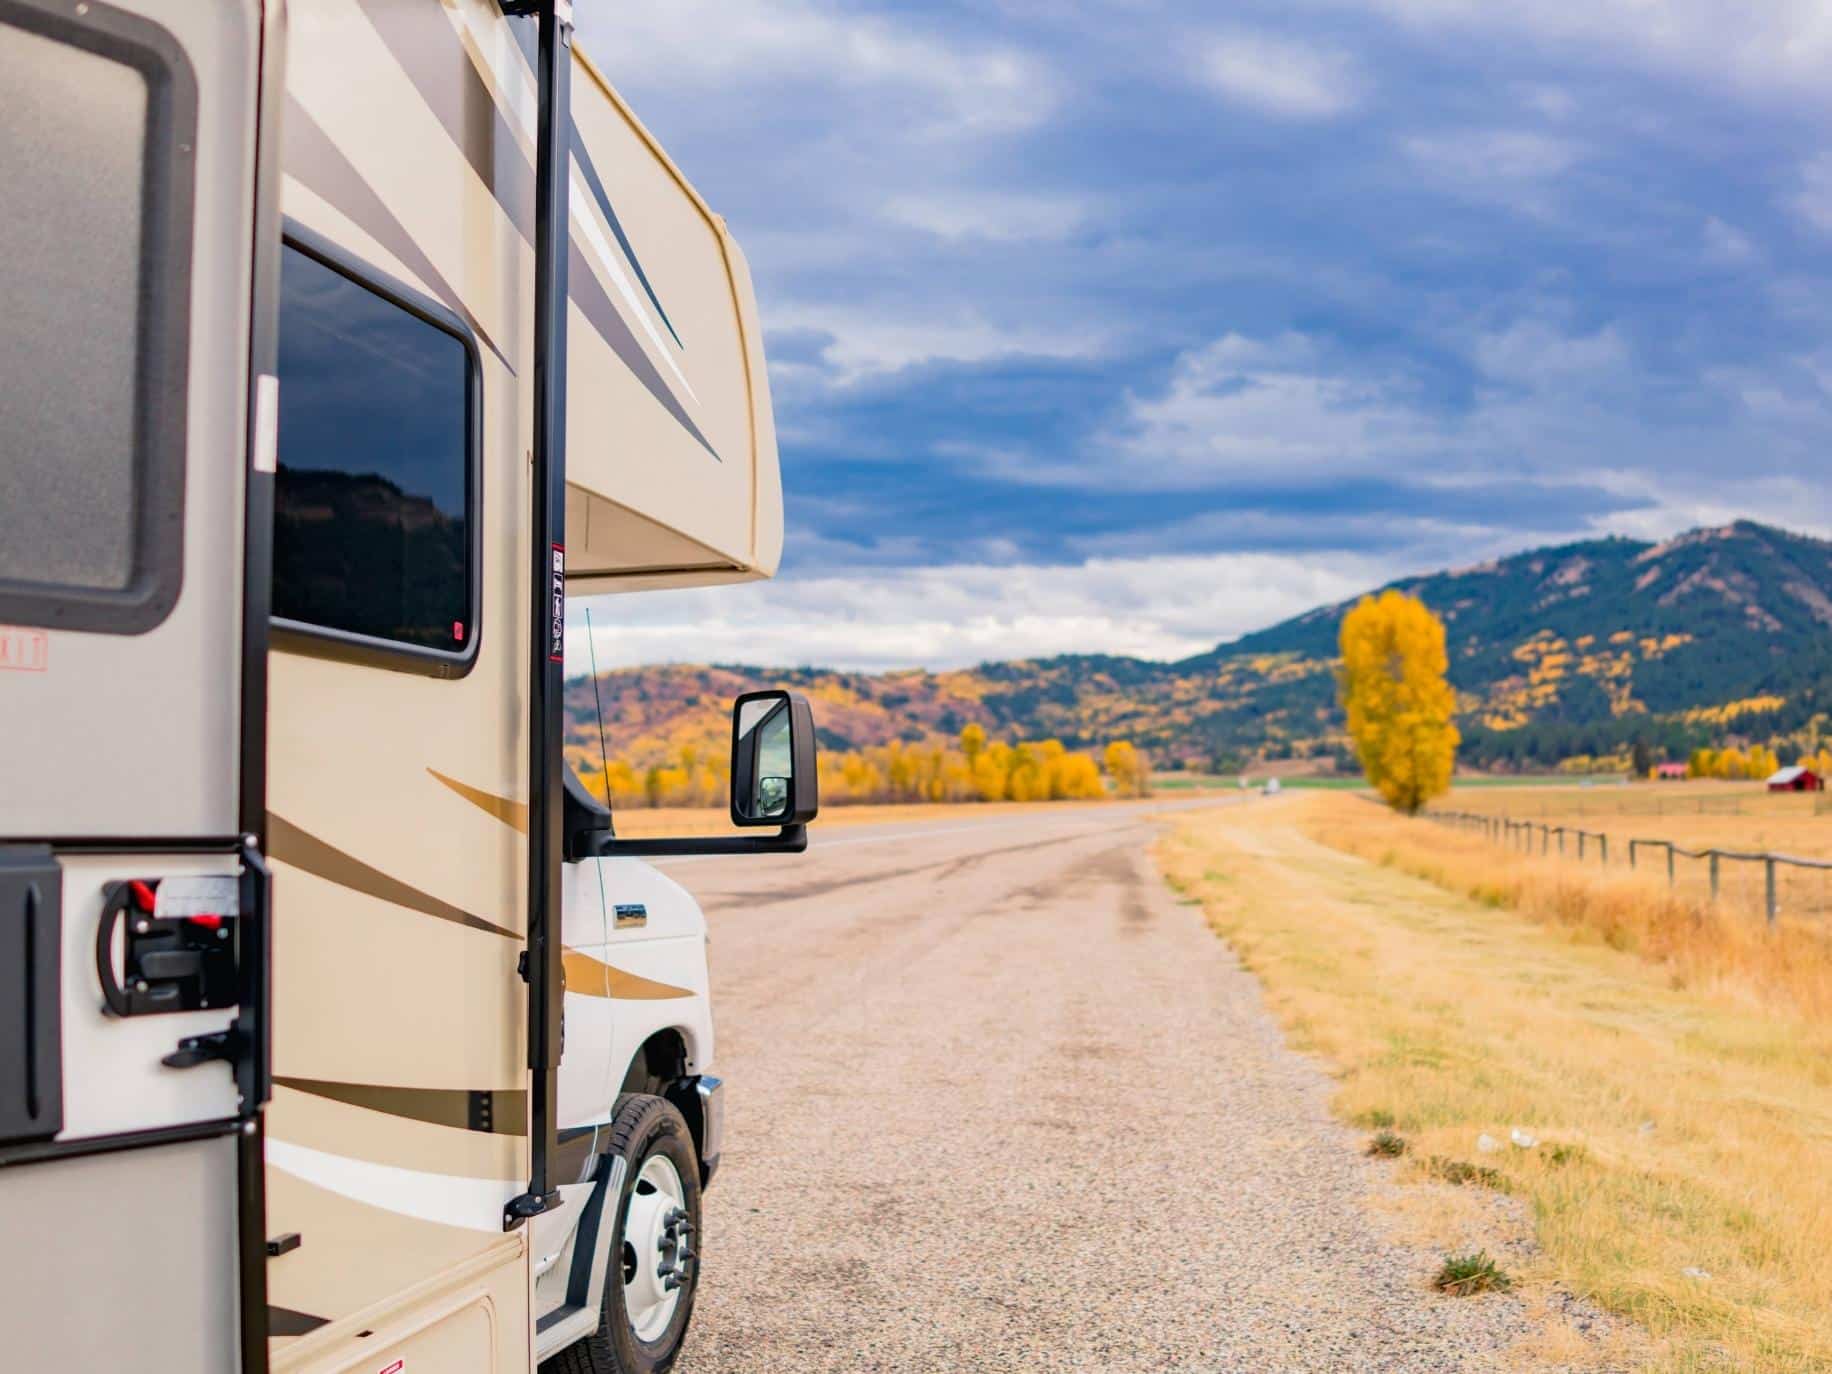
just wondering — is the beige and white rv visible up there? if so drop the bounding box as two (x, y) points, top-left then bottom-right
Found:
(0, 3), (818, 1371)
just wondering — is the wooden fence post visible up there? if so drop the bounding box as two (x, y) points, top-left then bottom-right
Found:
(1766, 859), (1777, 926)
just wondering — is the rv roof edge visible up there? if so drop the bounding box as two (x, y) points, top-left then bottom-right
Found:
(562, 33), (784, 590)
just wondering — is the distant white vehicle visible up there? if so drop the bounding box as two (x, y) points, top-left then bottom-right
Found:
(1265, 778), (1283, 795)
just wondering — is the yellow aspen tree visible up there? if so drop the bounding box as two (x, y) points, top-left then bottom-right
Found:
(960, 722), (987, 766)
(1338, 590), (1459, 815)
(1103, 740), (1149, 797)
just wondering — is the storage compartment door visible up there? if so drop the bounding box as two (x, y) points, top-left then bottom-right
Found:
(0, 1), (280, 1370)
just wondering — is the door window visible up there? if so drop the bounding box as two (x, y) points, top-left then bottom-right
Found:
(273, 234), (479, 670)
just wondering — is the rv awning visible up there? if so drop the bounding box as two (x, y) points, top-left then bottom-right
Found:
(562, 49), (782, 595)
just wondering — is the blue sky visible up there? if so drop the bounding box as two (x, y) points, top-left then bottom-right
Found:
(572, 0), (1832, 671)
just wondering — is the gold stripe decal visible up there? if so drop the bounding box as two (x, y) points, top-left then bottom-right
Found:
(428, 768), (528, 833)
(563, 949), (694, 1001)
(276, 1076), (526, 1137)
(268, 814), (519, 941)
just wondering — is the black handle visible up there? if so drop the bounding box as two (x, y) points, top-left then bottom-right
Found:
(94, 882), (133, 1018)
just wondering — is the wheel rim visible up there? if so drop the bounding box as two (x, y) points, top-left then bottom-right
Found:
(621, 1151), (691, 1343)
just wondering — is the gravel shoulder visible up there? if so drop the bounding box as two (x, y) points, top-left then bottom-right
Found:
(667, 804), (1631, 1372)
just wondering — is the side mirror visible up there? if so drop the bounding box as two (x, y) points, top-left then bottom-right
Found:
(730, 691), (819, 827)
(586, 691), (820, 859)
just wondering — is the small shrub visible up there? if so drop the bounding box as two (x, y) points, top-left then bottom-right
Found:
(1356, 1108), (1396, 1129)
(1546, 1142), (1587, 1167)
(1367, 1129), (1407, 1157)
(1426, 1155), (1507, 1190)
(1434, 1251), (1512, 1296)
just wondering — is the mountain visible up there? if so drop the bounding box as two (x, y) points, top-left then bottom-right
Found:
(566, 521), (1832, 772)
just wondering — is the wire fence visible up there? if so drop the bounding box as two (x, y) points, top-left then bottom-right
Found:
(1427, 810), (1832, 926)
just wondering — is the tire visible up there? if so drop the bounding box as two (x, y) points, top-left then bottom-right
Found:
(541, 1094), (704, 1374)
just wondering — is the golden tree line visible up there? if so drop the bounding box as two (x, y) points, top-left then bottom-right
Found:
(571, 725), (1152, 809)
(1684, 745), (1793, 781)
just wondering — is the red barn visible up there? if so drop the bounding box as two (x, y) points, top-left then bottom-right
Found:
(1766, 766), (1825, 792)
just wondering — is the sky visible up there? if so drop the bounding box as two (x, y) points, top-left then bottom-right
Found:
(569, 0), (1832, 673)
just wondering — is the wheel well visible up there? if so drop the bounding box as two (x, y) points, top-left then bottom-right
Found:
(619, 1028), (689, 1097)
(620, 1029), (706, 1165)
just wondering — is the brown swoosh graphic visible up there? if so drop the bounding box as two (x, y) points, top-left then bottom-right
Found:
(282, 97), (512, 372)
(427, 768), (528, 833)
(277, 1076), (525, 1136)
(268, 813), (519, 940)
(563, 949), (694, 1001)
(269, 1306), (331, 1338)
(357, 0), (535, 238)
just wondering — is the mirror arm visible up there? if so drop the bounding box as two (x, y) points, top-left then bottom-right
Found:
(589, 824), (808, 859)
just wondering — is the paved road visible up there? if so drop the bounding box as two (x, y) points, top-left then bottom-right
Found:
(662, 803), (1563, 1373)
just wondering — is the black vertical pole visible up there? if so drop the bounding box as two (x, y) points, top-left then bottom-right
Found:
(506, 0), (571, 1230)
(237, 3), (288, 1366)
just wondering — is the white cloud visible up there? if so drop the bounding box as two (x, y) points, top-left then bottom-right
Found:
(881, 189), (1090, 244)
(566, 550), (1394, 673)
(1520, 84), (1577, 120)
(1313, 0), (1832, 107)
(1403, 129), (1582, 183)
(1098, 332), (1443, 485)
(581, 0), (1057, 136)
(1703, 217), (1758, 264)
(1472, 319), (1630, 389)
(1790, 153), (1832, 235)
(1197, 31), (1364, 120)
(768, 303), (1106, 384)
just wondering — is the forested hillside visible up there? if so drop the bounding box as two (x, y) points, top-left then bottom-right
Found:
(568, 521), (1832, 779)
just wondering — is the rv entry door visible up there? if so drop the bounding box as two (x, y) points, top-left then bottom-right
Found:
(0, 1), (282, 1369)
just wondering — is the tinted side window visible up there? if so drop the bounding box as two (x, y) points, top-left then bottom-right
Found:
(274, 240), (475, 657)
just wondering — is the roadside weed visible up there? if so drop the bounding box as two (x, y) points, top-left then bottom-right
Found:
(1435, 1251), (1512, 1296)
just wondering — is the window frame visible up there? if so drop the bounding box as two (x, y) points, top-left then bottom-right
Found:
(0, 0), (197, 636)
(271, 220), (484, 680)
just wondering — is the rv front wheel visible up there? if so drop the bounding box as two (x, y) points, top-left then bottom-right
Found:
(543, 1093), (703, 1374)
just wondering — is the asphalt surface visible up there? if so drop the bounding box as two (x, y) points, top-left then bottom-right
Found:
(662, 802), (1579, 1373)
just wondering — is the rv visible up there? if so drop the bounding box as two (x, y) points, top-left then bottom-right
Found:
(0, 2), (816, 1371)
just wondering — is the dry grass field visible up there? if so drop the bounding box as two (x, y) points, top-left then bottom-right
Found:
(1434, 782), (1832, 926)
(1158, 793), (1832, 1373)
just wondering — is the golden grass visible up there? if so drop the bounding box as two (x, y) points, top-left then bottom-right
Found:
(1156, 794), (1832, 1374)
(1313, 797), (1832, 1024)
(1442, 782), (1832, 858)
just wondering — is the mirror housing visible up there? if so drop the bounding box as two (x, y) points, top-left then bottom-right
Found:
(730, 691), (819, 828)
(583, 691), (820, 859)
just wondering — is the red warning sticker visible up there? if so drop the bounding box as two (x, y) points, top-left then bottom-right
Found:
(0, 626), (48, 672)
(378, 1360), (405, 1374)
